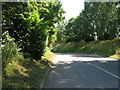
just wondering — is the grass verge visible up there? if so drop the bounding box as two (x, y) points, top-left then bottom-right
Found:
(2, 51), (55, 89)
(53, 39), (120, 60)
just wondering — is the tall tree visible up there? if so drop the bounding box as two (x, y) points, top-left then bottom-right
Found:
(63, 2), (119, 42)
(2, 1), (65, 59)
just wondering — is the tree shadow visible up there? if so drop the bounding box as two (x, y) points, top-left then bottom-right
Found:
(44, 59), (119, 88)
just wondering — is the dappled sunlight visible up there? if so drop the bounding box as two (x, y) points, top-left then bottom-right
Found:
(45, 60), (118, 88)
(44, 53), (119, 88)
(53, 53), (117, 64)
(63, 66), (71, 69)
(58, 79), (69, 84)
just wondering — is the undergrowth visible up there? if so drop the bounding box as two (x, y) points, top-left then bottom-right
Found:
(53, 39), (120, 59)
(2, 50), (55, 89)
(3, 59), (50, 89)
(2, 31), (55, 89)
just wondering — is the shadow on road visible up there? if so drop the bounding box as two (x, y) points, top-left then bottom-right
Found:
(44, 61), (119, 88)
(43, 53), (119, 88)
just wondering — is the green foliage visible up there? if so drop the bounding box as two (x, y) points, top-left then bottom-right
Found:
(2, 2), (65, 59)
(2, 1), (64, 89)
(53, 39), (120, 59)
(2, 31), (23, 68)
(59, 2), (119, 42)
(2, 31), (55, 89)
(56, 21), (68, 43)
(3, 59), (50, 88)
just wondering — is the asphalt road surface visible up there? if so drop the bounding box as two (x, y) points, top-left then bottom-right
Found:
(43, 53), (119, 88)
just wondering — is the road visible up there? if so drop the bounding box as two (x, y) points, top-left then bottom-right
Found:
(43, 53), (119, 88)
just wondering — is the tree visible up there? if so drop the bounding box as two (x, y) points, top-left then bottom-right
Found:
(63, 2), (119, 42)
(56, 21), (67, 43)
(2, 1), (65, 59)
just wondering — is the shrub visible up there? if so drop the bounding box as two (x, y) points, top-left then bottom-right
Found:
(2, 31), (23, 68)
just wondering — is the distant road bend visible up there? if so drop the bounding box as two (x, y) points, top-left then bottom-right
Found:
(44, 53), (119, 88)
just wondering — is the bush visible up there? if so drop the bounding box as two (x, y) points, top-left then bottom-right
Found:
(2, 31), (23, 68)
(2, 2), (64, 60)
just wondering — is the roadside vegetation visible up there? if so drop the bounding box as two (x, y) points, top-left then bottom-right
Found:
(3, 59), (50, 88)
(2, 1), (64, 89)
(2, 28), (55, 89)
(54, 2), (120, 59)
(53, 39), (120, 60)
(1, 1), (120, 89)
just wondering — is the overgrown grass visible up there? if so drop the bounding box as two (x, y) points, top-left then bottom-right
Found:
(3, 59), (50, 89)
(3, 50), (55, 89)
(53, 39), (120, 60)
(2, 40), (55, 89)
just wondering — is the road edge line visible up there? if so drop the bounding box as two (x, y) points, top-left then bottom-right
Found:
(91, 63), (120, 80)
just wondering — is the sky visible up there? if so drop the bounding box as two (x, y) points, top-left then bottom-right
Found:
(60, 0), (85, 21)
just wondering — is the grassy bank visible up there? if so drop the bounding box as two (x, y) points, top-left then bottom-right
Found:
(53, 39), (120, 60)
(3, 51), (55, 89)
(2, 32), (56, 89)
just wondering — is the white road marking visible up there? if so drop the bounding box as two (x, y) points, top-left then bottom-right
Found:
(54, 53), (119, 79)
(90, 63), (120, 80)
